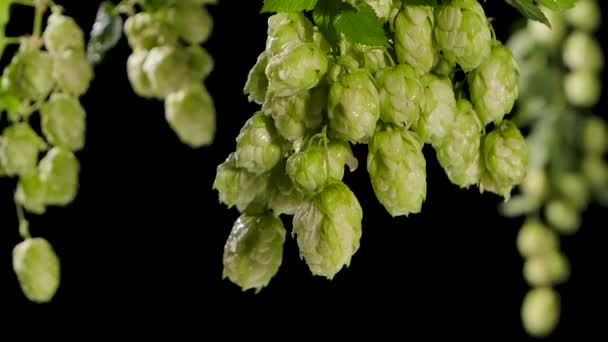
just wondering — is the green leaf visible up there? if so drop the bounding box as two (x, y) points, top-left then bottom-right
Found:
(312, 0), (343, 46)
(504, 0), (550, 27)
(536, 0), (577, 10)
(86, 1), (123, 65)
(333, 4), (390, 48)
(261, 0), (319, 13)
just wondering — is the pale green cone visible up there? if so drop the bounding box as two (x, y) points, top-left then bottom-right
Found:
(521, 168), (549, 199)
(564, 69), (601, 108)
(165, 84), (216, 148)
(393, 4), (436, 74)
(262, 86), (326, 142)
(521, 287), (561, 338)
(235, 112), (284, 175)
(0, 123), (47, 177)
(38, 147), (80, 207)
(265, 42), (329, 97)
(436, 99), (484, 188)
(165, 3), (213, 45)
(293, 181), (363, 279)
(266, 13), (315, 58)
(40, 93), (86, 152)
(544, 199), (580, 235)
(516, 219), (559, 258)
(52, 49), (94, 97)
(126, 49), (159, 99)
(213, 153), (271, 212)
(223, 213), (286, 293)
(142, 46), (194, 98)
(376, 64), (424, 129)
(414, 74), (457, 147)
(13, 238), (60, 303)
(267, 162), (305, 216)
(562, 31), (604, 72)
(582, 155), (608, 187)
(328, 69), (380, 143)
(244, 51), (269, 105)
(468, 42), (519, 126)
(185, 45), (214, 81)
(360, 47), (393, 75)
(554, 172), (590, 211)
(123, 12), (177, 50)
(564, 0), (601, 33)
(1, 48), (55, 102)
(367, 124), (426, 217)
(43, 11), (85, 54)
(434, 0), (492, 72)
(15, 171), (48, 215)
(582, 115), (607, 155)
(523, 251), (571, 287)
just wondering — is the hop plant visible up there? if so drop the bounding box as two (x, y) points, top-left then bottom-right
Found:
(392, 4), (436, 74)
(235, 112), (284, 175)
(414, 74), (457, 147)
(375, 64), (424, 128)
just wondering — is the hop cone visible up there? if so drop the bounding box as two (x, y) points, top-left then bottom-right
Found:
(15, 171), (48, 214)
(523, 251), (570, 287)
(293, 181), (363, 279)
(126, 49), (158, 99)
(165, 84), (216, 148)
(244, 51), (269, 105)
(13, 238), (61, 303)
(43, 12), (85, 54)
(165, 2), (213, 45)
(38, 147), (80, 207)
(40, 93), (86, 152)
(235, 112), (284, 175)
(521, 287), (561, 338)
(266, 13), (315, 57)
(0, 123), (47, 177)
(52, 49), (94, 97)
(376, 64), (424, 128)
(123, 12), (177, 50)
(223, 213), (286, 293)
(393, 4), (436, 74)
(414, 74), (457, 147)
(267, 162), (305, 216)
(368, 124), (426, 217)
(1, 48), (55, 101)
(516, 220), (559, 258)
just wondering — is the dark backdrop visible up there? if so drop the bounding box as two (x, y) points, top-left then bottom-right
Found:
(1, 1), (606, 339)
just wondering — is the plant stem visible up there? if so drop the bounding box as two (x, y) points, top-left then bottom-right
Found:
(0, 37), (24, 46)
(33, 0), (45, 40)
(16, 202), (31, 240)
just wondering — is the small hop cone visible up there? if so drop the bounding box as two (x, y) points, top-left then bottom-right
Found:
(516, 219), (559, 258)
(414, 74), (457, 147)
(328, 69), (380, 144)
(165, 84), (216, 148)
(267, 162), (305, 216)
(564, 0), (601, 33)
(38, 147), (80, 207)
(15, 172), (48, 215)
(436, 99), (484, 188)
(376, 64), (424, 129)
(223, 213), (286, 293)
(185, 45), (214, 82)
(126, 49), (158, 99)
(165, 3), (213, 45)
(265, 13), (315, 58)
(564, 69), (601, 108)
(562, 31), (604, 72)
(293, 181), (363, 279)
(0, 123), (47, 177)
(480, 120), (528, 199)
(1, 48), (55, 102)
(554, 172), (590, 211)
(368, 124), (426, 217)
(142, 46), (193, 98)
(53, 49), (94, 97)
(213, 153), (271, 212)
(544, 199), (580, 235)
(13, 238), (61, 303)
(468, 42), (520, 126)
(43, 11), (85, 54)
(235, 112), (284, 175)
(523, 251), (571, 287)
(393, 4), (436, 74)
(40, 93), (87, 152)
(265, 42), (329, 97)
(582, 156), (608, 187)
(581, 115), (607, 156)
(521, 287), (561, 338)
(244, 51), (269, 105)
(123, 12), (177, 50)
(434, 0), (492, 72)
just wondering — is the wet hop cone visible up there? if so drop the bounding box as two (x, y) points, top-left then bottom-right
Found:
(367, 124), (426, 217)
(13, 238), (61, 303)
(265, 13), (314, 57)
(392, 4), (436, 74)
(223, 213), (286, 293)
(15, 171), (48, 214)
(165, 84), (216, 148)
(293, 181), (363, 279)
(414, 74), (457, 147)
(375, 64), (424, 129)
(521, 287), (561, 338)
(234, 112), (284, 175)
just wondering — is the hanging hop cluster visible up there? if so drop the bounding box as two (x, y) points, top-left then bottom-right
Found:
(123, 0), (217, 148)
(0, 6), (94, 303)
(213, 0), (526, 292)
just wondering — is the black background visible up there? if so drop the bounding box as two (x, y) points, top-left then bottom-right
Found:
(1, 0), (606, 339)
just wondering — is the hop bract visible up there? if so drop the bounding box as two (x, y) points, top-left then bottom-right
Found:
(165, 84), (216, 148)
(142, 46), (192, 98)
(434, 0), (492, 72)
(123, 12), (177, 50)
(266, 13), (314, 57)
(1, 48), (55, 102)
(244, 51), (269, 105)
(235, 112), (284, 175)
(223, 213), (286, 293)
(0, 123), (47, 177)
(262, 87), (325, 141)
(414, 74), (457, 147)
(393, 4), (436, 74)
(328, 69), (380, 143)
(38, 147), (80, 207)
(52, 49), (94, 97)
(293, 181), (363, 279)
(15, 172), (48, 214)
(368, 124), (426, 217)
(376, 64), (424, 128)
(468, 42), (519, 126)
(126, 49), (158, 98)
(12, 238), (61, 303)
(40, 93), (87, 152)
(43, 11), (85, 54)
(267, 163), (305, 216)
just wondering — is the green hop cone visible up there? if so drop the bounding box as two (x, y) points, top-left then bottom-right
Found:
(468, 42), (519, 126)
(223, 213), (286, 293)
(15, 171), (48, 215)
(434, 0), (492, 72)
(516, 219), (559, 258)
(40, 93), (86, 152)
(0, 123), (47, 177)
(213, 153), (270, 212)
(376, 64), (424, 129)
(123, 12), (177, 50)
(564, 69), (601, 108)
(368, 124), (427, 217)
(244, 51), (269, 105)
(43, 11), (85, 54)
(554, 172), (590, 210)
(13, 238), (61, 303)
(360, 47), (392, 75)
(165, 84), (216, 148)
(265, 42), (328, 97)
(165, 3), (213, 45)
(345, 0), (393, 21)
(523, 251), (571, 287)
(544, 199), (580, 235)
(564, 0), (601, 33)
(38, 147), (80, 207)
(143, 45), (195, 98)
(436, 99), (484, 188)
(521, 168), (549, 199)
(328, 69), (380, 143)
(185, 45), (214, 82)
(265, 13), (314, 57)
(414, 74), (457, 147)
(582, 115), (607, 155)
(126, 49), (158, 99)
(52, 49), (94, 97)
(1, 48), (55, 102)
(562, 31), (604, 72)
(267, 162), (305, 216)
(262, 87), (325, 142)
(393, 4), (436, 74)
(293, 181), (363, 279)
(234, 112), (284, 175)
(521, 287), (561, 338)
(582, 155), (608, 187)
(432, 53), (457, 78)
(480, 120), (528, 199)
(287, 138), (357, 193)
